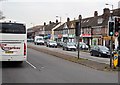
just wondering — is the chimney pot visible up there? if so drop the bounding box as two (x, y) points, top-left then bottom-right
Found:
(94, 11), (98, 17)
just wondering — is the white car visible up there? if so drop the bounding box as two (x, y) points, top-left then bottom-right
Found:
(46, 40), (57, 48)
(79, 42), (89, 50)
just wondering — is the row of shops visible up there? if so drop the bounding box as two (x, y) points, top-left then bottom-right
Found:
(43, 33), (115, 49)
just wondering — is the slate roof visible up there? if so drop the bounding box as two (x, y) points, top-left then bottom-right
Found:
(44, 22), (60, 31)
(54, 23), (65, 31)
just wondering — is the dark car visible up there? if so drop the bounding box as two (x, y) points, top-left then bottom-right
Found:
(62, 42), (76, 51)
(90, 45), (110, 57)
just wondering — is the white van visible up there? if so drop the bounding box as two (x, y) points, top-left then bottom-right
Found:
(34, 36), (44, 45)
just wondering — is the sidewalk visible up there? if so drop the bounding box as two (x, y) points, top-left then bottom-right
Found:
(28, 44), (119, 72)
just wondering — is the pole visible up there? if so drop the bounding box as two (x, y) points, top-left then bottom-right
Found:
(110, 36), (113, 68)
(78, 36), (80, 59)
(110, 5), (113, 68)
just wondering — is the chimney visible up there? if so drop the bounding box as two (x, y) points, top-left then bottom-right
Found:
(56, 19), (58, 23)
(94, 11), (98, 17)
(103, 8), (110, 19)
(49, 21), (52, 24)
(103, 8), (110, 15)
(67, 17), (70, 22)
(44, 22), (46, 26)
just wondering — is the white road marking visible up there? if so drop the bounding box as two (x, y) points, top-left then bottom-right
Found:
(26, 61), (37, 69)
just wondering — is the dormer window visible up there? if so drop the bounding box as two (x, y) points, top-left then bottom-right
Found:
(98, 18), (103, 24)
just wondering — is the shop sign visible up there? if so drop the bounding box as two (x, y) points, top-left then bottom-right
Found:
(82, 34), (91, 37)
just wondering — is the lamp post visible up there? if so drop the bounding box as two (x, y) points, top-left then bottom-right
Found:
(77, 15), (82, 59)
(105, 3), (114, 68)
(31, 23), (35, 39)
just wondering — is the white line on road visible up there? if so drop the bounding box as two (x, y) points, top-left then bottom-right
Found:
(26, 61), (37, 69)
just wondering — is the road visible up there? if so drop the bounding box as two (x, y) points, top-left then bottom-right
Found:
(28, 43), (110, 64)
(2, 48), (118, 83)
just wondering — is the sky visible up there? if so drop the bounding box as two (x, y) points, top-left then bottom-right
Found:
(0, 0), (120, 29)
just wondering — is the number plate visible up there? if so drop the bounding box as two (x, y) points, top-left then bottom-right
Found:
(5, 51), (13, 54)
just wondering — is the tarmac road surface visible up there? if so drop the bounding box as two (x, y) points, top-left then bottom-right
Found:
(2, 48), (118, 83)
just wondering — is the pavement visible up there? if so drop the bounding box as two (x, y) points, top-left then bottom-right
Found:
(28, 43), (120, 71)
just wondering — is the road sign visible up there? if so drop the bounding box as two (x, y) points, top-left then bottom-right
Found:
(115, 32), (119, 37)
(113, 53), (118, 68)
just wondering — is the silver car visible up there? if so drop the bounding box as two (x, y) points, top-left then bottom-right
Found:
(63, 42), (76, 51)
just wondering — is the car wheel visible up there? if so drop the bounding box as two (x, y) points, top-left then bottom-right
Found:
(98, 53), (101, 57)
(63, 47), (64, 50)
(66, 48), (68, 51)
(90, 52), (93, 56)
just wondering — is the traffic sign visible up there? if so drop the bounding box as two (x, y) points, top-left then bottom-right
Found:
(115, 32), (119, 37)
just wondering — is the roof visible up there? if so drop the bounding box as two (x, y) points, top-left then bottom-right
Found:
(44, 22), (60, 31)
(54, 23), (65, 31)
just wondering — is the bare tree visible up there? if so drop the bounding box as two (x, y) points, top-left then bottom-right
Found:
(0, 0), (6, 19)
(0, 10), (5, 19)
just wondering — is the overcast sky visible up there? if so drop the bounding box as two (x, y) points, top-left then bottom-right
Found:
(1, 0), (120, 28)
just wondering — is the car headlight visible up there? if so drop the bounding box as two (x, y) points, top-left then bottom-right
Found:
(102, 51), (106, 54)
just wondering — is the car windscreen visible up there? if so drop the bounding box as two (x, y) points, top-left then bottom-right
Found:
(99, 46), (109, 51)
(67, 43), (74, 46)
(50, 41), (56, 43)
(37, 38), (43, 40)
(0, 23), (26, 34)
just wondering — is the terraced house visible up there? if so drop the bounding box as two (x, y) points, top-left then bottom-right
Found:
(54, 8), (120, 47)
(27, 8), (120, 48)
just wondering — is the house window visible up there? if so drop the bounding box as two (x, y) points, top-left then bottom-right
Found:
(98, 18), (103, 24)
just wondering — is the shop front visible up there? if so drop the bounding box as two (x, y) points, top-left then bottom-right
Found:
(81, 34), (92, 45)
(68, 34), (75, 42)
(57, 34), (62, 42)
(92, 35), (102, 46)
(62, 34), (68, 43)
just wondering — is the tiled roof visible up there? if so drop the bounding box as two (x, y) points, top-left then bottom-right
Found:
(51, 8), (120, 31)
(54, 23), (65, 31)
(44, 22), (59, 31)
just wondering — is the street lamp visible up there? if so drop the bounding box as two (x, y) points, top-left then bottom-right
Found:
(105, 3), (113, 10)
(105, 3), (114, 68)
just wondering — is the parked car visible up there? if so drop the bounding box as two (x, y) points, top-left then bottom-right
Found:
(57, 41), (64, 47)
(46, 40), (57, 48)
(90, 45), (110, 57)
(76, 42), (89, 50)
(27, 38), (34, 42)
(62, 42), (76, 51)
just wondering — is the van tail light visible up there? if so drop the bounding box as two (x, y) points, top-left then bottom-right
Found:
(24, 43), (26, 55)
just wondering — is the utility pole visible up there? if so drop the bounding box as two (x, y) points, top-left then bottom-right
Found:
(106, 3), (114, 68)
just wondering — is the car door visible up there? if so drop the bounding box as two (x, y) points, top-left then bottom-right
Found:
(95, 46), (99, 56)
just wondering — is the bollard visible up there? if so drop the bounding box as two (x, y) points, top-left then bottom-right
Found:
(118, 50), (120, 67)
(113, 51), (118, 69)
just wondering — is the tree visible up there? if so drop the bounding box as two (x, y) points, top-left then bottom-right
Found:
(0, 10), (5, 20)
